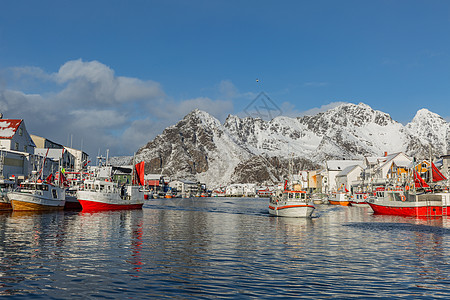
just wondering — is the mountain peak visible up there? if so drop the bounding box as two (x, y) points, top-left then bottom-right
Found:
(412, 108), (442, 122)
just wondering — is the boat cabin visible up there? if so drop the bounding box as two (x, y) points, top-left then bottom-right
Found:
(83, 180), (118, 193)
(284, 190), (308, 201)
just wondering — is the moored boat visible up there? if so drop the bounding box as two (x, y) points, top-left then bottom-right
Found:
(77, 179), (145, 211)
(349, 191), (371, 207)
(328, 192), (350, 206)
(367, 186), (450, 217)
(269, 190), (315, 217)
(77, 162), (145, 211)
(367, 162), (450, 217)
(8, 181), (66, 211)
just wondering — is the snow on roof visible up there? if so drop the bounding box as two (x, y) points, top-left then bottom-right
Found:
(337, 164), (362, 177)
(365, 157), (383, 165)
(34, 148), (66, 159)
(0, 119), (22, 139)
(379, 152), (412, 169)
(326, 160), (363, 171)
(392, 160), (413, 168)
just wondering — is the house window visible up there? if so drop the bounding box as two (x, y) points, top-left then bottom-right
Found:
(14, 142), (19, 150)
(24, 145), (28, 152)
(19, 128), (23, 136)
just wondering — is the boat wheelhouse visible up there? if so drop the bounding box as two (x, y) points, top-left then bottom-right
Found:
(269, 190), (315, 218)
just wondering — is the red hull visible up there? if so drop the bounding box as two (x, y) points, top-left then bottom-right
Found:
(368, 202), (444, 217)
(79, 200), (144, 211)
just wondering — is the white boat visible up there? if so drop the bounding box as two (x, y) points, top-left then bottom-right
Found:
(349, 191), (371, 207)
(77, 179), (145, 211)
(269, 190), (315, 217)
(328, 192), (350, 206)
(8, 181), (66, 211)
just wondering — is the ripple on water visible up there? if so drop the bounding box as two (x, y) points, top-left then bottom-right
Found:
(1, 199), (450, 298)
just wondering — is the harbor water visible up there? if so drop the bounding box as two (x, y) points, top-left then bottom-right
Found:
(1, 197), (450, 299)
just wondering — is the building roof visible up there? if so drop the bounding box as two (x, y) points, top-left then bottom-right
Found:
(326, 160), (364, 171)
(336, 164), (362, 177)
(0, 119), (22, 139)
(365, 156), (383, 165)
(379, 152), (412, 170)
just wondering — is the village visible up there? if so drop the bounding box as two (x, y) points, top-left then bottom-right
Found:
(2, 116), (450, 202)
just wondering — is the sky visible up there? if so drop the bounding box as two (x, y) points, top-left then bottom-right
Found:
(1, 0), (450, 158)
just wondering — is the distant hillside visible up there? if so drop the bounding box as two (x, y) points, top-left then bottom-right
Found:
(115, 103), (449, 187)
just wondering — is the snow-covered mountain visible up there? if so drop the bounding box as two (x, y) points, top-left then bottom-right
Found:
(129, 103), (450, 187)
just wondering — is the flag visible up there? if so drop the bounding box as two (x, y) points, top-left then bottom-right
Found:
(431, 162), (447, 182)
(134, 161), (145, 186)
(414, 170), (430, 188)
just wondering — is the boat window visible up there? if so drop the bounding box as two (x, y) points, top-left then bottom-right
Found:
(289, 193), (293, 199)
(52, 189), (58, 199)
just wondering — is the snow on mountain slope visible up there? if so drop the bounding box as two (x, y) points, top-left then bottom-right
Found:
(125, 103), (449, 187)
(405, 108), (450, 157)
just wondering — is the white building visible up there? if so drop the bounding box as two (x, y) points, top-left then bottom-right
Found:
(64, 147), (90, 171)
(325, 160), (364, 192)
(34, 148), (75, 170)
(0, 119), (35, 154)
(0, 118), (39, 180)
(225, 183), (256, 197)
(336, 164), (363, 192)
(169, 180), (198, 197)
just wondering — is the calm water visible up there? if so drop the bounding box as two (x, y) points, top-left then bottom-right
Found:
(1, 198), (450, 299)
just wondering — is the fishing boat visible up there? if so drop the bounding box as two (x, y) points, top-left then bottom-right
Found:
(349, 191), (371, 207)
(269, 189), (315, 217)
(77, 162), (145, 211)
(8, 181), (66, 211)
(311, 193), (325, 205)
(328, 191), (350, 206)
(367, 186), (450, 217)
(367, 162), (450, 216)
(77, 180), (144, 211)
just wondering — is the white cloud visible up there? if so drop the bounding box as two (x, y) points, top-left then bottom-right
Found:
(0, 59), (234, 156)
(152, 96), (233, 123)
(218, 80), (239, 100)
(9, 66), (52, 81)
(55, 59), (165, 105)
(299, 102), (346, 116)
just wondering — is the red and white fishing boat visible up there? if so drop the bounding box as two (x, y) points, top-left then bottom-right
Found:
(77, 162), (145, 211)
(269, 189), (315, 217)
(367, 162), (450, 217)
(367, 187), (450, 217)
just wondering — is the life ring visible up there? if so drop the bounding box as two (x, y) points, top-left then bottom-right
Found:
(405, 185), (410, 191)
(363, 195), (367, 200)
(401, 195), (406, 202)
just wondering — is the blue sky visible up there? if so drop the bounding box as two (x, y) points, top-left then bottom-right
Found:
(1, 0), (450, 157)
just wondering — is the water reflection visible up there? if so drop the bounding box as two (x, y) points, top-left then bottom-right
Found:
(345, 214), (450, 293)
(0, 199), (450, 298)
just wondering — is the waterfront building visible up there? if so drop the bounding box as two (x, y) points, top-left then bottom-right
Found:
(325, 160), (364, 192)
(0, 118), (36, 154)
(169, 179), (198, 197)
